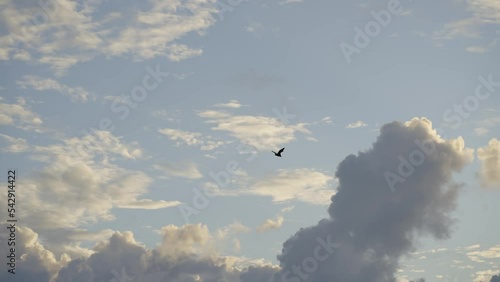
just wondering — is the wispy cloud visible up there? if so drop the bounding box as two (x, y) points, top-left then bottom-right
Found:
(257, 215), (284, 233)
(198, 109), (311, 151)
(16, 75), (94, 102)
(205, 168), (335, 205)
(0, 0), (221, 74)
(213, 99), (243, 109)
(0, 96), (43, 130)
(158, 128), (226, 151)
(153, 160), (203, 179)
(346, 120), (368, 129)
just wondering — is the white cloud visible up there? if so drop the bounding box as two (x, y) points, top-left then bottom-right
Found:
(118, 199), (182, 209)
(38, 54), (94, 76)
(257, 206), (294, 233)
(466, 244), (482, 251)
(0, 133), (30, 153)
(0, 0), (220, 74)
(0, 130), (181, 259)
(159, 128), (204, 146)
(198, 110), (312, 151)
(16, 75), (94, 102)
(166, 44), (203, 61)
(256, 215), (284, 233)
(0, 0), (102, 74)
(468, 245), (500, 262)
(477, 139), (500, 187)
(473, 269), (500, 282)
(214, 99), (243, 108)
(206, 168), (335, 205)
(103, 0), (216, 61)
(433, 0), (500, 49)
(251, 168), (336, 204)
(158, 128), (226, 151)
(0, 96), (43, 129)
(153, 160), (203, 179)
(346, 120), (368, 129)
(321, 117), (333, 124)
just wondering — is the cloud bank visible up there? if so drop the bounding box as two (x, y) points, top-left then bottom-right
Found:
(0, 118), (475, 282)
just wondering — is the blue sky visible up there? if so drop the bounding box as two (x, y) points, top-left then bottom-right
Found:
(0, 0), (499, 281)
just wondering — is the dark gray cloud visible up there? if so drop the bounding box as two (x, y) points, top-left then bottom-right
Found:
(0, 224), (67, 282)
(54, 225), (277, 282)
(491, 274), (500, 282)
(274, 118), (473, 282)
(0, 223), (277, 282)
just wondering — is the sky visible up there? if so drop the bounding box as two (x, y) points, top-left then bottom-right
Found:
(0, 0), (499, 281)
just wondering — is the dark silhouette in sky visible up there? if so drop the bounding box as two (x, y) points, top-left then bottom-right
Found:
(272, 148), (285, 157)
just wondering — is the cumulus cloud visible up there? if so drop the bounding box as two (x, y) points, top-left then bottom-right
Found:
(0, 130), (179, 258)
(0, 223), (278, 282)
(16, 75), (94, 102)
(0, 117), (479, 282)
(0, 224), (70, 282)
(273, 117), (473, 282)
(474, 270), (500, 282)
(477, 138), (500, 187)
(468, 245), (500, 262)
